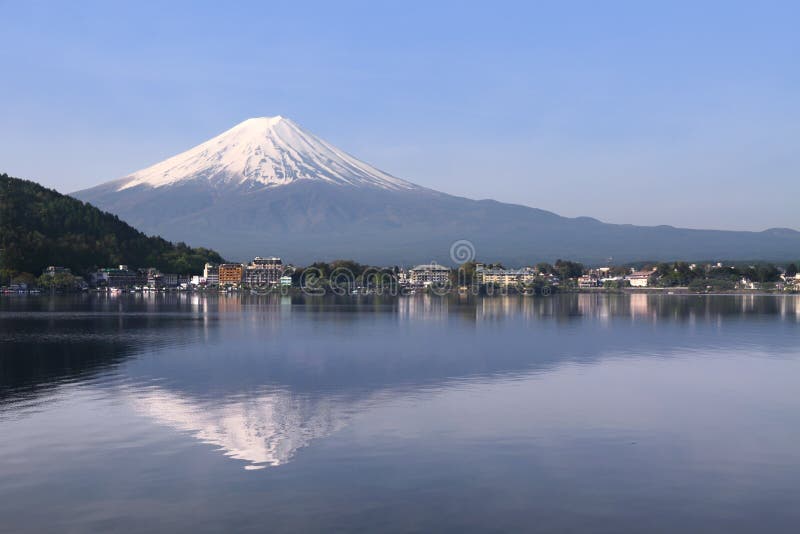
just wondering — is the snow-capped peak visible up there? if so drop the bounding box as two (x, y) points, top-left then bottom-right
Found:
(115, 116), (420, 192)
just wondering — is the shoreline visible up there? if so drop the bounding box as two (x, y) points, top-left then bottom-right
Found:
(3, 288), (798, 298)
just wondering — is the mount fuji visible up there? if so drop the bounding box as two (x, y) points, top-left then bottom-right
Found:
(73, 116), (800, 265)
(105, 116), (421, 193)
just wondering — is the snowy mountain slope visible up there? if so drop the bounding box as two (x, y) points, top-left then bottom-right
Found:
(72, 117), (800, 265)
(108, 116), (420, 192)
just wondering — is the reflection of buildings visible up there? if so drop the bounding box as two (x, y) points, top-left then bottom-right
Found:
(628, 293), (652, 319)
(478, 295), (539, 320)
(779, 294), (800, 319)
(130, 387), (350, 470)
(398, 294), (454, 321)
(577, 293), (607, 318)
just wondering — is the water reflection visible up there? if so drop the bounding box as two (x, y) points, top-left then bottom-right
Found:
(2, 293), (799, 471)
(472, 293), (800, 322)
(4, 293), (800, 533)
(129, 386), (351, 470)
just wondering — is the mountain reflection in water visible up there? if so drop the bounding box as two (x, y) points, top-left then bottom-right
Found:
(128, 386), (353, 470)
(2, 293), (799, 471)
(2, 293), (800, 533)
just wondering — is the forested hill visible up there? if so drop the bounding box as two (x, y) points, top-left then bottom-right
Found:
(0, 173), (224, 276)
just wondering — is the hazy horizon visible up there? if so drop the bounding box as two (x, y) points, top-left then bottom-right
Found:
(2, 1), (798, 231)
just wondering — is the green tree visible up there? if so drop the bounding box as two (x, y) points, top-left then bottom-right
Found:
(38, 272), (82, 291)
(0, 173), (224, 275)
(457, 261), (478, 286)
(554, 259), (584, 280)
(11, 272), (37, 286)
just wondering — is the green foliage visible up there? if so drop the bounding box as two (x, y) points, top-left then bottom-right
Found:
(292, 259), (399, 290)
(524, 277), (557, 294)
(785, 263), (798, 278)
(707, 266), (739, 281)
(647, 261), (783, 288)
(0, 174), (224, 275)
(607, 266), (629, 277)
(330, 259), (367, 277)
(554, 259), (584, 280)
(688, 277), (735, 292)
(743, 264), (780, 283)
(654, 262), (699, 287)
(11, 272), (36, 286)
(455, 261), (478, 285)
(38, 272), (83, 290)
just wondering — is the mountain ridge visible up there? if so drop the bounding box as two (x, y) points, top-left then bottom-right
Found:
(72, 117), (800, 266)
(0, 173), (224, 275)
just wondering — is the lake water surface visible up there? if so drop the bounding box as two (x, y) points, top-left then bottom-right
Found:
(1, 293), (800, 533)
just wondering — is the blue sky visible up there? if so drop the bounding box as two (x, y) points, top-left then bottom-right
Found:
(1, 1), (798, 230)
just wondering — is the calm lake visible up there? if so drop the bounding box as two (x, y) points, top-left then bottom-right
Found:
(1, 293), (800, 533)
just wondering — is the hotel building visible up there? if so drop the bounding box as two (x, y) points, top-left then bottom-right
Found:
(218, 263), (244, 286)
(244, 257), (283, 286)
(409, 263), (450, 286)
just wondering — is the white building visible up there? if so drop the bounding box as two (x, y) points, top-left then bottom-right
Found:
(739, 278), (758, 290)
(791, 274), (800, 292)
(626, 269), (656, 288)
(244, 257), (283, 286)
(477, 267), (537, 286)
(409, 263), (450, 286)
(203, 263), (219, 286)
(577, 275), (599, 288)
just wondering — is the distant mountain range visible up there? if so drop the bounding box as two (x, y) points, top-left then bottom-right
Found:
(73, 117), (800, 266)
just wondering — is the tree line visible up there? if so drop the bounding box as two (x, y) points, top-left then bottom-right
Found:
(0, 173), (224, 283)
